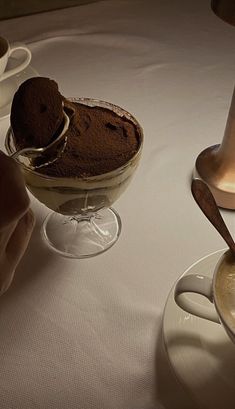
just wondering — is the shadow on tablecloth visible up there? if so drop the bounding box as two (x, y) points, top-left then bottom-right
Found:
(154, 319), (199, 409)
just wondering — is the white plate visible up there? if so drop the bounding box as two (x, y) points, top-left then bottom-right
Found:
(163, 249), (235, 409)
(0, 57), (39, 120)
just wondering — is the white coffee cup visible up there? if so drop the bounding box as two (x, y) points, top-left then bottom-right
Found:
(0, 36), (31, 82)
(174, 250), (235, 343)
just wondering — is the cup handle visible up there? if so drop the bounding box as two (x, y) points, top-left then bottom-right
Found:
(174, 274), (220, 324)
(0, 45), (31, 82)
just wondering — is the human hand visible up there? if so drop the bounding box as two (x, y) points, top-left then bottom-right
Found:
(0, 151), (35, 295)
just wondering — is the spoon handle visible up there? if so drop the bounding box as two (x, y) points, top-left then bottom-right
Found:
(191, 179), (235, 255)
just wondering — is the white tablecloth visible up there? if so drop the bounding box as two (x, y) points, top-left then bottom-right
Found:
(0, 1), (235, 408)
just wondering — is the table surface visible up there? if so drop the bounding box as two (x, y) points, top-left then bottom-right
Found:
(1, 1), (235, 408)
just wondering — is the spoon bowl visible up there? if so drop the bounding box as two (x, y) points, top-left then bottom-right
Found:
(11, 109), (70, 161)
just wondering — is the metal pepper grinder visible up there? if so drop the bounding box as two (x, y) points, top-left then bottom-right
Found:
(194, 0), (235, 209)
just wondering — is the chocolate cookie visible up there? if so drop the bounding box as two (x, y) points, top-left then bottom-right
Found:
(11, 77), (64, 150)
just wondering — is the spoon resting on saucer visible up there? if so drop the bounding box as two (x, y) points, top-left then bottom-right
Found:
(191, 178), (235, 256)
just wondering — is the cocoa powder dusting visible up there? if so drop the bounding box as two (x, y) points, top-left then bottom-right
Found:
(37, 102), (140, 177)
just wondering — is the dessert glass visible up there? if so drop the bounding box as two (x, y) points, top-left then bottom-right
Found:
(5, 98), (143, 258)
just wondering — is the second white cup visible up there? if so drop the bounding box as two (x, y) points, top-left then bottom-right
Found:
(0, 36), (31, 82)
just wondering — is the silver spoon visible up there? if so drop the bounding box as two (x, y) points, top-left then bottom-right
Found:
(11, 109), (70, 160)
(191, 178), (235, 256)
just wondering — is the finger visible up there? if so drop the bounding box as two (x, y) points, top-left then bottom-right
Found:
(0, 151), (30, 229)
(6, 208), (35, 266)
(0, 209), (35, 296)
(0, 220), (18, 256)
(0, 260), (15, 296)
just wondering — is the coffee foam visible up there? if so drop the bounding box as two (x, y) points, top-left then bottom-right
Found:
(215, 251), (235, 330)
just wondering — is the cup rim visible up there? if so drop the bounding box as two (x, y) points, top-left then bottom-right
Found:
(5, 97), (144, 181)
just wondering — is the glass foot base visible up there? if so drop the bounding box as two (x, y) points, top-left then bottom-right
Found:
(41, 208), (122, 259)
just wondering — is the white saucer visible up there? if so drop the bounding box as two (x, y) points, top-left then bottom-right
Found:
(163, 249), (235, 409)
(0, 57), (38, 119)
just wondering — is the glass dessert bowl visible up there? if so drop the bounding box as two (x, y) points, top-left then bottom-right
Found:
(5, 98), (143, 259)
